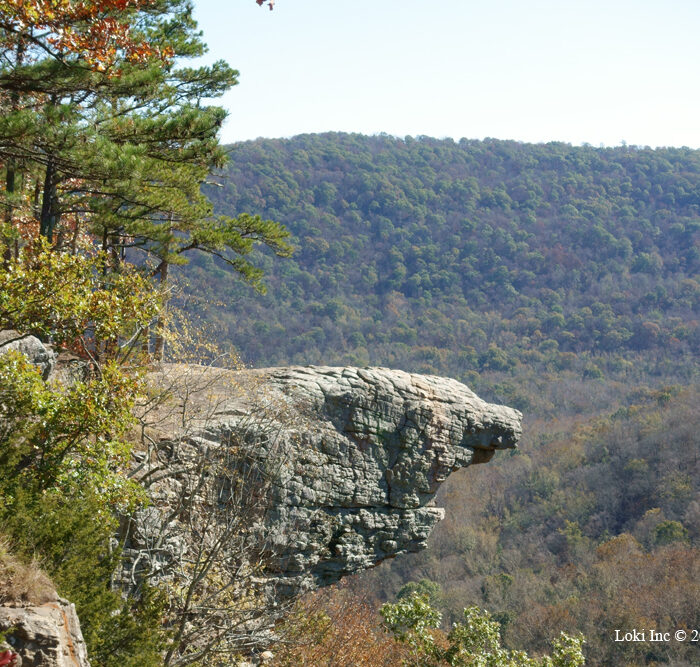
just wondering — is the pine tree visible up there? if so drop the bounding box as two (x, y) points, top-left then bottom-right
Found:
(0, 0), (290, 290)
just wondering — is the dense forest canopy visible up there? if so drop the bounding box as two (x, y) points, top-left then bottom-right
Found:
(191, 133), (699, 398)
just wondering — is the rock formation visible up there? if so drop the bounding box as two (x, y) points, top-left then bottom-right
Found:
(128, 365), (522, 599)
(0, 330), (523, 660)
(0, 599), (90, 667)
(0, 330), (56, 380)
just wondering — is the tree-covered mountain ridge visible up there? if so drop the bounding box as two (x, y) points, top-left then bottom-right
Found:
(193, 133), (698, 395)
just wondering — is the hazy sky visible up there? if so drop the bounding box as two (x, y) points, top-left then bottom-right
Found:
(193, 0), (700, 148)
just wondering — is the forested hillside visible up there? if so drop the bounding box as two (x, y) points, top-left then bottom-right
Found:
(182, 133), (699, 665)
(190, 133), (699, 394)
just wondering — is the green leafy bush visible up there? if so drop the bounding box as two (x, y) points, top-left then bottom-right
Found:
(381, 594), (585, 666)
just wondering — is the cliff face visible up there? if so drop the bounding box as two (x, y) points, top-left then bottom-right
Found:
(129, 365), (522, 597)
(0, 336), (522, 595)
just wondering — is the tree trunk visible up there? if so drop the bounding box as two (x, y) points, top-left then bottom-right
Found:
(39, 157), (58, 241)
(141, 323), (151, 356)
(3, 160), (15, 265)
(3, 41), (24, 264)
(153, 257), (169, 362)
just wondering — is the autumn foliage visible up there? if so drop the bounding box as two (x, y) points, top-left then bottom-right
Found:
(275, 585), (406, 666)
(0, 1), (288, 664)
(0, 0), (168, 69)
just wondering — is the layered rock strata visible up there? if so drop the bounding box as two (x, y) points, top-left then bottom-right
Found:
(0, 334), (523, 659)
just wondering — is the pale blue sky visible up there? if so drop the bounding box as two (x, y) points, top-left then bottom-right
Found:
(193, 0), (700, 148)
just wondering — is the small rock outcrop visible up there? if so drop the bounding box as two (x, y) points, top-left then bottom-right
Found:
(0, 599), (90, 667)
(0, 331), (56, 380)
(131, 365), (522, 597)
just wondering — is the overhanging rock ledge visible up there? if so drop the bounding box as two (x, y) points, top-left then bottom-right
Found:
(134, 365), (523, 597)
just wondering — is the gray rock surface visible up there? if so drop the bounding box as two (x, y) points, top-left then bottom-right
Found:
(131, 365), (522, 597)
(0, 331), (56, 380)
(0, 599), (90, 667)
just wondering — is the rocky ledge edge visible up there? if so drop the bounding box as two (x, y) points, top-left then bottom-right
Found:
(131, 365), (523, 597)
